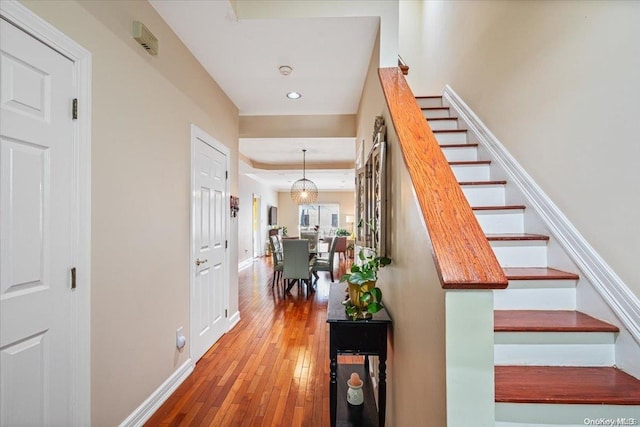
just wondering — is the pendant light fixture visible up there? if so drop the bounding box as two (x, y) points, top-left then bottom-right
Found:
(290, 149), (318, 204)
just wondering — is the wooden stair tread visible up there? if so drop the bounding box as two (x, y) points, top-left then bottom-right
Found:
(486, 233), (549, 241)
(421, 106), (449, 111)
(415, 95), (442, 99)
(449, 160), (491, 165)
(459, 180), (507, 186)
(472, 205), (526, 211)
(433, 129), (467, 133)
(502, 267), (579, 280)
(495, 366), (640, 404)
(427, 117), (458, 121)
(440, 143), (477, 148)
(494, 310), (619, 332)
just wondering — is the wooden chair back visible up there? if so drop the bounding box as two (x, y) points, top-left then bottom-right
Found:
(282, 239), (311, 281)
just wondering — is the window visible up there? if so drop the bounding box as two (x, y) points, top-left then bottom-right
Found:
(298, 203), (340, 237)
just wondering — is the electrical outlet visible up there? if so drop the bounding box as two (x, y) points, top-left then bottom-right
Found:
(176, 327), (186, 350)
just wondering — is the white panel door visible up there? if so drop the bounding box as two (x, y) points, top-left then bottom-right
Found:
(192, 136), (227, 362)
(0, 19), (75, 426)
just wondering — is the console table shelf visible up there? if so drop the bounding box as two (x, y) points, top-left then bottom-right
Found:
(327, 285), (392, 427)
(336, 364), (378, 426)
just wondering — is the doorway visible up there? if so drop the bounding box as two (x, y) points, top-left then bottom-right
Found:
(0, 3), (91, 425)
(252, 194), (261, 258)
(190, 125), (230, 362)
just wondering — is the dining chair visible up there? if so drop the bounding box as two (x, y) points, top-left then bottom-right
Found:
(311, 236), (338, 282)
(269, 235), (284, 289)
(282, 239), (314, 294)
(334, 236), (348, 261)
(300, 231), (318, 253)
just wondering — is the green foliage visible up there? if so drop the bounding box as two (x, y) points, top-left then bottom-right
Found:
(340, 248), (392, 319)
(344, 302), (359, 320)
(341, 287), (385, 320)
(340, 249), (392, 285)
(335, 228), (350, 236)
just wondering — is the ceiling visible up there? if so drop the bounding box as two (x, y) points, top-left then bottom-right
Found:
(149, 0), (379, 192)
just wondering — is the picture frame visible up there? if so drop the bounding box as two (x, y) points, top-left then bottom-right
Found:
(230, 195), (240, 217)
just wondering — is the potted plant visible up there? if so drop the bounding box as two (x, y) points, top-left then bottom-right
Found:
(335, 228), (350, 237)
(340, 247), (392, 320)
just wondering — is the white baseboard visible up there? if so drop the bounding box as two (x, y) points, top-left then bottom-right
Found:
(228, 310), (241, 330)
(238, 257), (254, 271)
(442, 85), (640, 346)
(118, 359), (193, 427)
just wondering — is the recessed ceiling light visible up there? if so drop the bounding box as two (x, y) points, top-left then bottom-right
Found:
(286, 92), (302, 99)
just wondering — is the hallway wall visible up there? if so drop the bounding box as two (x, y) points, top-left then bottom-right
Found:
(355, 29), (448, 426)
(20, 1), (239, 425)
(238, 171), (278, 262)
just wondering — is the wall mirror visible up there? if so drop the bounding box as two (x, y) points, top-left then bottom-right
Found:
(355, 115), (387, 257)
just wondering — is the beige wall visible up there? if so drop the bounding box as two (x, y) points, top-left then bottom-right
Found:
(238, 170), (278, 262)
(277, 191), (355, 237)
(240, 114), (356, 138)
(355, 28), (448, 425)
(20, 1), (239, 425)
(356, 30), (383, 163)
(400, 0), (640, 298)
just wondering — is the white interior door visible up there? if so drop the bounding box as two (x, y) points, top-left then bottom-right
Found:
(191, 129), (228, 362)
(0, 19), (76, 425)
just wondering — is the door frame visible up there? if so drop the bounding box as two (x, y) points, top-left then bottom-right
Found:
(252, 194), (261, 258)
(189, 124), (230, 361)
(0, 2), (92, 425)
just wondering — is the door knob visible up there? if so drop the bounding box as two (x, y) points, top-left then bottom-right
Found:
(196, 258), (208, 266)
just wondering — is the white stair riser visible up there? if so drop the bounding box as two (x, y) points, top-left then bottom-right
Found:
(441, 146), (478, 162)
(474, 210), (524, 234)
(428, 119), (458, 131)
(494, 281), (577, 310)
(416, 97), (443, 108)
(461, 185), (506, 206)
(422, 108), (450, 119)
(434, 131), (468, 145)
(490, 241), (547, 268)
(495, 332), (615, 366)
(496, 403), (640, 426)
(451, 164), (490, 181)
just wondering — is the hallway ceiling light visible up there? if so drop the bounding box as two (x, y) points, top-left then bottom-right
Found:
(286, 91), (302, 99)
(290, 149), (318, 204)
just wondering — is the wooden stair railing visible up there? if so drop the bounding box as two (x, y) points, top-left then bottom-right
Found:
(397, 55), (409, 76)
(378, 67), (507, 290)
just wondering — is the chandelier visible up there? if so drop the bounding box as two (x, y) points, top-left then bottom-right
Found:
(290, 149), (318, 204)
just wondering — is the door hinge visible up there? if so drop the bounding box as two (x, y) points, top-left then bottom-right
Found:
(71, 267), (77, 289)
(225, 309), (228, 318)
(72, 98), (78, 120)
(225, 170), (228, 180)
(225, 240), (228, 249)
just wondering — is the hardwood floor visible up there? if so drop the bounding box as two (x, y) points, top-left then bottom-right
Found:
(145, 256), (353, 427)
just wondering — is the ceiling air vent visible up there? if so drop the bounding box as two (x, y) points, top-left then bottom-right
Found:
(132, 21), (158, 56)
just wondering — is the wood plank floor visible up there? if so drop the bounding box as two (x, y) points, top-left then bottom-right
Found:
(145, 256), (353, 427)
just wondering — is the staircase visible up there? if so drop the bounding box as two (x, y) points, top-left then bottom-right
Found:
(417, 95), (640, 425)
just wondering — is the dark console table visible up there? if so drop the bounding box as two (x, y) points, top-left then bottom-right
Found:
(327, 285), (392, 427)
